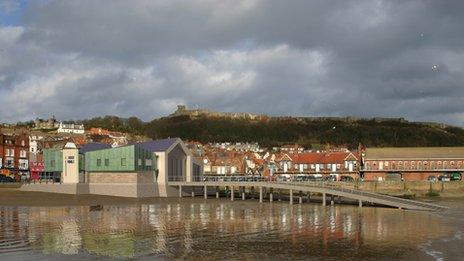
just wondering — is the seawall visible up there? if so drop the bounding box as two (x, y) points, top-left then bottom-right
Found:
(354, 181), (464, 197)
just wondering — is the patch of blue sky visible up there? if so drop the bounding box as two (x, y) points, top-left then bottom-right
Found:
(0, 0), (28, 26)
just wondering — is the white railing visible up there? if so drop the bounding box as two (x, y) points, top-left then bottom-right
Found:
(167, 175), (447, 210)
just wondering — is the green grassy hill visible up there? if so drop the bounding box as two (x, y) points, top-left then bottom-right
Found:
(78, 115), (464, 149)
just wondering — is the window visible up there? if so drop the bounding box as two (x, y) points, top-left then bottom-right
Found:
(138, 159), (142, 166)
(121, 158), (126, 166)
(67, 156), (74, 164)
(6, 158), (14, 167)
(19, 160), (28, 170)
(21, 140), (25, 146)
(145, 159), (152, 166)
(97, 159), (102, 166)
(105, 159), (109, 166)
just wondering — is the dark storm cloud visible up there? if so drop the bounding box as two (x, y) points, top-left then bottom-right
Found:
(1, 0), (464, 126)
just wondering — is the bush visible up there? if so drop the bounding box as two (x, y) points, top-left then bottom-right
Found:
(425, 191), (440, 197)
(401, 193), (416, 199)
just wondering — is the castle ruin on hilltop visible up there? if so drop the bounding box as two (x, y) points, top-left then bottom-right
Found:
(169, 105), (267, 120)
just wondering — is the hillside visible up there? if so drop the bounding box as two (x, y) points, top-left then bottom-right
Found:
(78, 115), (464, 149)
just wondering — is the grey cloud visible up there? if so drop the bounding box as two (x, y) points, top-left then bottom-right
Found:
(0, 0), (464, 126)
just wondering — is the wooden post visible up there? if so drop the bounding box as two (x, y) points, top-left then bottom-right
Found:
(289, 189), (293, 205)
(259, 186), (263, 203)
(216, 186), (219, 198)
(358, 199), (362, 208)
(204, 185), (207, 199)
(231, 186), (234, 201)
(179, 185), (182, 198)
(242, 187), (245, 200)
(322, 193), (326, 206)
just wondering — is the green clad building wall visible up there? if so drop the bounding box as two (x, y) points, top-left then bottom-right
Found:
(43, 149), (63, 172)
(85, 145), (156, 172)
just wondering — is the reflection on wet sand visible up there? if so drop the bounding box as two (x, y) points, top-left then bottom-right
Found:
(0, 200), (454, 259)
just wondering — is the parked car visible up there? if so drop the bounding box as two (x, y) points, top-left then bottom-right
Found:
(277, 175), (290, 182)
(307, 174), (323, 182)
(427, 176), (437, 182)
(340, 175), (354, 182)
(449, 172), (462, 181)
(294, 175), (308, 182)
(0, 175), (15, 183)
(438, 174), (451, 182)
(324, 175), (337, 182)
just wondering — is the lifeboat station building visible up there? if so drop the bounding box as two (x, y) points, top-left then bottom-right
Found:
(21, 138), (203, 197)
(361, 147), (464, 181)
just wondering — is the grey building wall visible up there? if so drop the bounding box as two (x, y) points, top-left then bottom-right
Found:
(168, 144), (186, 180)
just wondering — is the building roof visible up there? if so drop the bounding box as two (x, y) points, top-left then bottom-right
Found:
(59, 123), (84, 130)
(78, 142), (112, 154)
(135, 138), (179, 152)
(364, 147), (464, 159)
(291, 152), (357, 164)
(64, 142), (77, 149)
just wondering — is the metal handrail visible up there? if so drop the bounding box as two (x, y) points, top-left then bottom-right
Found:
(167, 176), (447, 210)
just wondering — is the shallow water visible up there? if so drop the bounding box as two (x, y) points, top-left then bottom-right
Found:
(0, 198), (462, 260)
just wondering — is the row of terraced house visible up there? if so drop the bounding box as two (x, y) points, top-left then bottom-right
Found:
(197, 144), (464, 182)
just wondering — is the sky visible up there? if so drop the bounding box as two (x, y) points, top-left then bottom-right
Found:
(0, 0), (464, 126)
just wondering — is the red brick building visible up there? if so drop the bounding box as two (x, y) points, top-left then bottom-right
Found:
(361, 147), (464, 181)
(29, 161), (44, 181)
(0, 133), (30, 180)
